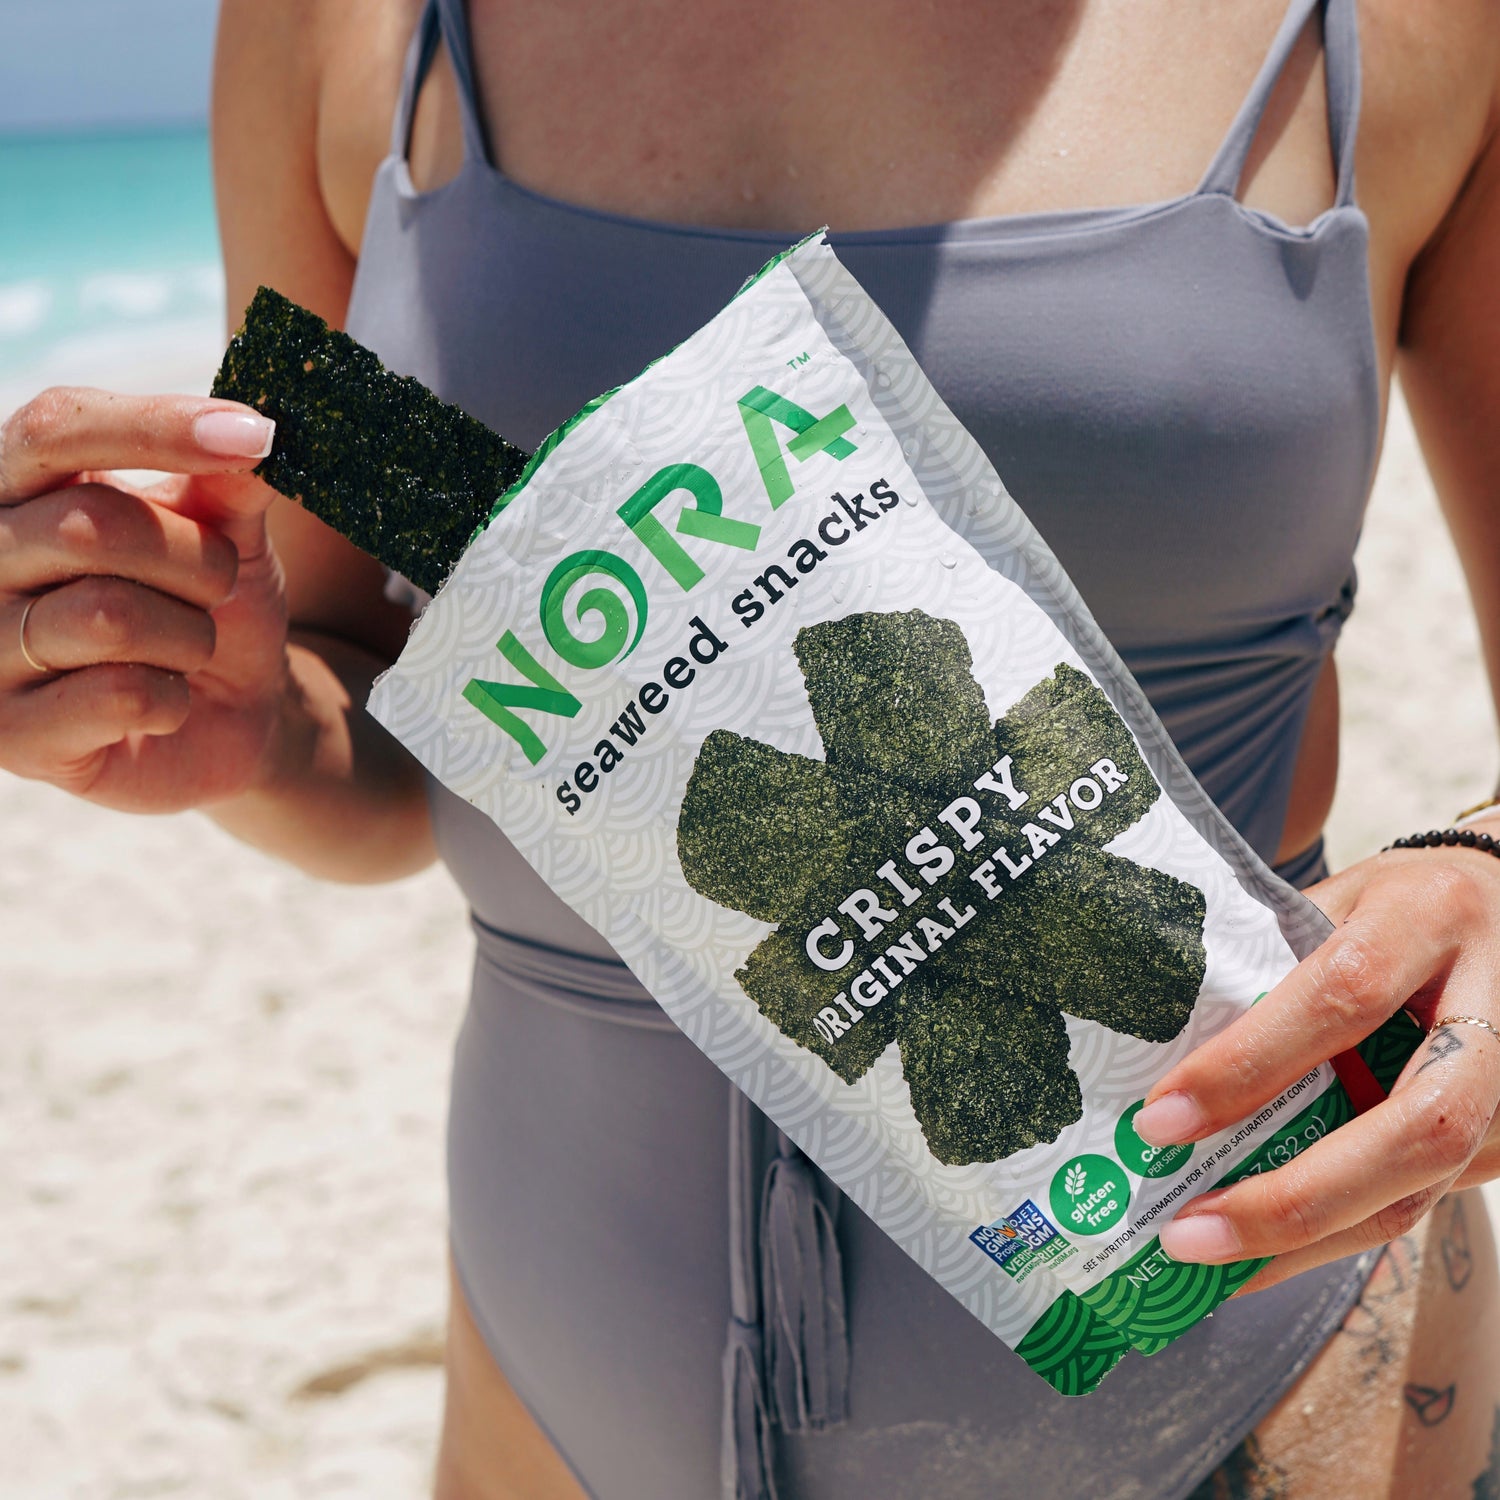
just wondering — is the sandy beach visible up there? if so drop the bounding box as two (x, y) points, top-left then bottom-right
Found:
(2, 332), (1498, 1495)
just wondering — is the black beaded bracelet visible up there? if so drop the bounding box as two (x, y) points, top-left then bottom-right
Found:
(1383, 827), (1500, 859)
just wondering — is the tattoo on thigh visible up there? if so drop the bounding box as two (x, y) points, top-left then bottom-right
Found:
(1443, 1196), (1474, 1293)
(1186, 1433), (1290, 1500)
(1367, 1234), (1420, 1299)
(1341, 1234), (1421, 1382)
(1473, 1407), (1500, 1499)
(1403, 1383), (1456, 1426)
(1416, 1028), (1465, 1075)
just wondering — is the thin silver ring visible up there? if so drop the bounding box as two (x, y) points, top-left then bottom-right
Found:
(17, 594), (49, 675)
(1432, 1015), (1500, 1044)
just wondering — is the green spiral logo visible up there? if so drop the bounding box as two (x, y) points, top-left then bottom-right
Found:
(539, 549), (649, 669)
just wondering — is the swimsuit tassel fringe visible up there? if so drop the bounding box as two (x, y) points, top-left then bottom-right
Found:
(759, 1136), (850, 1432)
(722, 1319), (778, 1500)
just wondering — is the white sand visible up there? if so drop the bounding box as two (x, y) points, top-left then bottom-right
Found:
(2, 337), (468, 1500)
(2, 341), (1497, 1496)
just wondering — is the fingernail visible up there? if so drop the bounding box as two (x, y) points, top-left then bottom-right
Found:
(195, 409), (275, 459)
(1133, 1091), (1205, 1145)
(1160, 1213), (1241, 1263)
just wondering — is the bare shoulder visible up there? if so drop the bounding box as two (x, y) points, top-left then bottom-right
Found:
(1357, 0), (1499, 270)
(311, 0), (427, 257)
(215, 0), (419, 303)
(1370, 1), (1500, 699)
(1371, 0), (1500, 346)
(213, 0), (420, 651)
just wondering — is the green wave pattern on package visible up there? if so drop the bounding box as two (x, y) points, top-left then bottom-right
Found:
(363, 235), (1430, 1395)
(1078, 1008), (1424, 1351)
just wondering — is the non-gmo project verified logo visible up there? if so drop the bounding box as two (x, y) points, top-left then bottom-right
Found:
(970, 1199), (1071, 1282)
(1006, 1198), (1064, 1249)
(970, 1222), (1027, 1271)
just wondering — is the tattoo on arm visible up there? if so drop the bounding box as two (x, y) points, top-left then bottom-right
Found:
(1416, 1028), (1466, 1075)
(1443, 1195), (1474, 1292)
(1404, 1383), (1456, 1426)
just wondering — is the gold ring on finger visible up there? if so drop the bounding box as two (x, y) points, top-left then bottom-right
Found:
(17, 594), (50, 675)
(1432, 1015), (1500, 1044)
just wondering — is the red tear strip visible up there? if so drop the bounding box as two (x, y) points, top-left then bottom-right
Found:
(1330, 1047), (1386, 1114)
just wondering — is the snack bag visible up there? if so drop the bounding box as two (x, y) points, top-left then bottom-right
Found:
(357, 234), (1418, 1390)
(213, 277), (1138, 1387)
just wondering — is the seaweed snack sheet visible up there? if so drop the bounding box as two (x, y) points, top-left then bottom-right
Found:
(214, 287), (528, 597)
(364, 235), (1418, 1392)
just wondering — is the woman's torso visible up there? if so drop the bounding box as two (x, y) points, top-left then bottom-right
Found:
(317, 0), (1477, 883)
(350, 0), (1383, 955)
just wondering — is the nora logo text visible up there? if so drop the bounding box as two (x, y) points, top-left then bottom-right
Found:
(460, 384), (859, 764)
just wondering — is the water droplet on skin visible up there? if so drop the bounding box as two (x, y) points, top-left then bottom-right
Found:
(940, 554), (957, 570)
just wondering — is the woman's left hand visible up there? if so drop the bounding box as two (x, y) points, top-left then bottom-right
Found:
(1133, 817), (1500, 1291)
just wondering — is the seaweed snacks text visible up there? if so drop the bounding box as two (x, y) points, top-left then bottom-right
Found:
(507, 470), (906, 814)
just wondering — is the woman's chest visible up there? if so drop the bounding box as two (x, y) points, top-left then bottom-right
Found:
(320, 0), (1494, 414)
(450, 0), (1340, 233)
(348, 187), (1375, 652)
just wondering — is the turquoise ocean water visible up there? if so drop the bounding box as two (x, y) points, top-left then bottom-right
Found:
(0, 127), (224, 394)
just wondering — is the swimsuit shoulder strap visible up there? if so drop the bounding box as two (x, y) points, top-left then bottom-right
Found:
(432, 0), (492, 165)
(390, 0), (491, 166)
(1324, 0), (1362, 208)
(390, 0), (441, 159)
(1197, 0), (1361, 208)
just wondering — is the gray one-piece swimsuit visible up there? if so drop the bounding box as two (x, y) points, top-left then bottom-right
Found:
(345, 1), (1387, 1495)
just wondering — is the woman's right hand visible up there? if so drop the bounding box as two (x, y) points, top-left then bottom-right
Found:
(0, 386), (293, 814)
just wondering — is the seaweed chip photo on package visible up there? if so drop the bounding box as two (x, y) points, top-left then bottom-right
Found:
(677, 610), (1207, 1167)
(226, 236), (1428, 1393)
